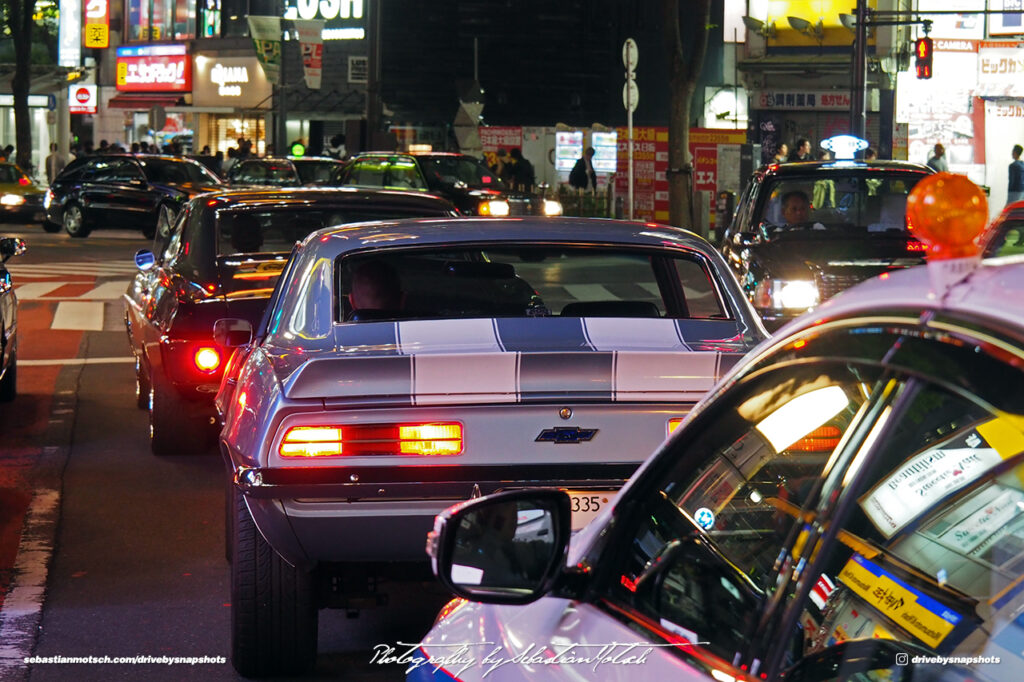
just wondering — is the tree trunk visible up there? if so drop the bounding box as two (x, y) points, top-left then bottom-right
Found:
(10, 0), (34, 174)
(661, 0), (711, 229)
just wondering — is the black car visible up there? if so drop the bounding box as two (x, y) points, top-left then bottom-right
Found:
(44, 154), (225, 239)
(225, 156), (344, 188)
(982, 199), (1024, 258)
(332, 151), (563, 217)
(123, 187), (459, 455)
(0, 236), (25, 400)
(721, 160), (933, 330)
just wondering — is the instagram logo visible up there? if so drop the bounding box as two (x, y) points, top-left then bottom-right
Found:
(896, 653), (909, 666)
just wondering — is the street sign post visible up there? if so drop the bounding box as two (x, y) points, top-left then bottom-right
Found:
(623, 38), (638, 220)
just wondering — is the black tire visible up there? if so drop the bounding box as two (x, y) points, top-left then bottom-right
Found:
(231, 486), (318, 677)
(134, 356), (150, 409)
(149, 371), (208, 455)
(225, 470), (235, 564)
(0, 351), (15, 402)
(42, 220), (61, 233)
(62, 203), (91, 238)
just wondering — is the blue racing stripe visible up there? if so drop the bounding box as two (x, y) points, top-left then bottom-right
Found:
(519, 352), (613, 399)
(675, 319), (744, 348)
(335, 321), (400, 355)
(495, 317), (593, 351)
(405, 648), (462, 681)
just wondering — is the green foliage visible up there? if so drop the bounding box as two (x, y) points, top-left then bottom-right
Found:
(0, 0), (59, 61)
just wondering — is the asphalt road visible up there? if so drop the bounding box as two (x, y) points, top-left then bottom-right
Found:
(0, 227), (451, 681)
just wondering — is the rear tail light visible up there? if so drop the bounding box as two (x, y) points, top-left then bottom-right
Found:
(279, 422), (463, 458)
(667, 418), (685, 436)
(906, 240), (927, 253)
(193, 346), (221, 372)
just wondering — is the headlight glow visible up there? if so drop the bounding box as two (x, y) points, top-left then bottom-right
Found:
(0, 194), (25, 207)
(777, 280), (819, 309)
(479, 200), (510, 217)
(543, 199), (563, 216)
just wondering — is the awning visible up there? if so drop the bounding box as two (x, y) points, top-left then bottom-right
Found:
(107, 94), (184, 110)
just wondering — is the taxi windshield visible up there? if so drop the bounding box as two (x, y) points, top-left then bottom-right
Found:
(418, 156), (508, 191)
(758, 170), (928, 236)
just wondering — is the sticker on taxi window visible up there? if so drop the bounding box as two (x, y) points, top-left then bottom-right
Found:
(859, 419), (1018, 538)
(838, 553), (962, 649)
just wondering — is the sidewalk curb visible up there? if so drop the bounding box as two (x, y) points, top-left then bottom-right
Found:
(0, 366), (82, 681)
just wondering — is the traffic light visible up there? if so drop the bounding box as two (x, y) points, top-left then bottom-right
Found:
(915, 37), (933, 79)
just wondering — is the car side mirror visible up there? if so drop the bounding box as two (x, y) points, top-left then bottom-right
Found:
(426, 489), (571, 605)
(213, 318), (253, 348)
(0, 237), (26, 262)
(134, 249), (156, 271)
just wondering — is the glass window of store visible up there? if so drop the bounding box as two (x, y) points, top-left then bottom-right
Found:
(126, 0), (196, 41)
(217, 0), (278, 38)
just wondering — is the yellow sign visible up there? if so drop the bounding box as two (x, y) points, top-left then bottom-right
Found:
(839, 555), (960, 649)
(84, 24), (109, 49)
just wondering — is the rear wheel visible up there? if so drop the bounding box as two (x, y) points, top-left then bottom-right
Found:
(62, 203), (90, 238)
(149, 371), (208, 455)
(231, 486), (318, 677)
(0, 351), (16, 402)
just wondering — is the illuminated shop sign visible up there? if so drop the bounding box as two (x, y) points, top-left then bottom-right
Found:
(283, 0), (365, 40)
(192, 56), (272, 108)
(116, 44), (191, 92)
(84, 0), (110, 48)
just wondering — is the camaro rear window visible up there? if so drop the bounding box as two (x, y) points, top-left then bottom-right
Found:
(337, 245), (727, 321)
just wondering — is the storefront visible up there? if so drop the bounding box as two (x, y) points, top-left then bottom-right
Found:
(105, 43), (192, 150)
(180, 54), (273, 155)
(977, 41), (1024, 215)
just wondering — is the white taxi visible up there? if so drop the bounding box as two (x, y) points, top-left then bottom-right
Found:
(414, 174), (1024, 682)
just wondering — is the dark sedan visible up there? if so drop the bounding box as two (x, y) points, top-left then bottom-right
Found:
(982, 199), (1024, 258)
(721, 160), (933, 330)
(123, 187), (458, 455)
(225, 156), (344, 188)
(44, 154), (225, 239)
(0, 235), (25, 400)
(332, 151), (563, 217)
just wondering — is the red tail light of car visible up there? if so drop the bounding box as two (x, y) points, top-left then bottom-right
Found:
(193, 346), (221, 372)
(279, 422), (464, 458)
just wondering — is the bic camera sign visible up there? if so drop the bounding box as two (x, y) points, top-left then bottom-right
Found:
(291, 0), (363, 21)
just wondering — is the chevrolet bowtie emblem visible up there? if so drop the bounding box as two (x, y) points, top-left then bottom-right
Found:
(535, 427), (598, 444)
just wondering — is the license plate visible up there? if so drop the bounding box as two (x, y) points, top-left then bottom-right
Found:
(567, 490), (615, 531)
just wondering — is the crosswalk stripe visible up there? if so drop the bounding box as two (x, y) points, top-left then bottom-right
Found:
(7, 261), (138, 278)
(77, 281), (128, 300)
(51, 302), (105, 331)
(639, 282), (661, 297)
(20, 357), (134, 366)
(15, 280), (130, 300)
(563, 284), (616, 300)
(13, 282), (66, 300)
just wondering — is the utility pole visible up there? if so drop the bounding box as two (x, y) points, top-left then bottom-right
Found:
(851, 0), (867, 141)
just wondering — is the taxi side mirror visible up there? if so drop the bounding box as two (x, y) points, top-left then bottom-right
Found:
(426, 489), (571, 605)
(213, 318), (253, 348)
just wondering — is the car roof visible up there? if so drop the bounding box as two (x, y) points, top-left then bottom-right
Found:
(349, 151), (472, 159)
(310, 216), (717, 254)
(779, 255), (1024, 338)
(193, 186), (459, 211)
(759, 160), (933, 177)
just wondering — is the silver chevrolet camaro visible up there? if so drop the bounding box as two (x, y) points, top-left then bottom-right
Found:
(213, 216), (767, 676)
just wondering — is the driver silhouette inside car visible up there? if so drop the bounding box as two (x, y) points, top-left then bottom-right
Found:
(779, 190), (824, 230)
(346, 259), (406, 321)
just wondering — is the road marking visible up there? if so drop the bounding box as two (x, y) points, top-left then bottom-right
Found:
(11, 282), (65, 300)
(16, 280), (130, 301)
(7, 261), (138, 279)
(51, 301), (104, 331)
(639, 282), (661, 297)
(0, 489), (60, 676)
(77, 281), (128, 300)
(20, 357), (134, 366)
(563, 284), (616, 300)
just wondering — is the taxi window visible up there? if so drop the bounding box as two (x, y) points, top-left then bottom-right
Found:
(786, 381), (1024, 675)
(606, 363), (885, 663)
(758, 171), (926, 235)
(384, 158), (427, 190)
(346, 158), (386, 187)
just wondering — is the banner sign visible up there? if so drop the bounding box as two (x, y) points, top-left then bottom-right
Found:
(84, 0), (110, 48)
(116, 44), (191, 92)
(248, 16), (283, 83)
(614, 126), (669, 223)
(294, 19), (325, 90)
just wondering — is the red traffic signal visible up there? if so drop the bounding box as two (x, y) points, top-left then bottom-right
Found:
(915, 37), (933, 79)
